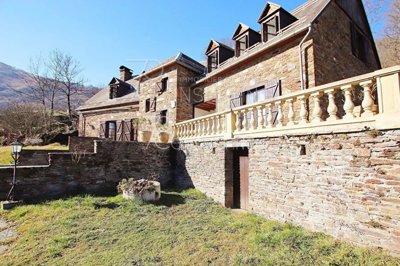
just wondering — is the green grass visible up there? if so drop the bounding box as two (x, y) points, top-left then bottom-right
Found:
(0, 189), (398, 266)
(0, 143), (68, 165)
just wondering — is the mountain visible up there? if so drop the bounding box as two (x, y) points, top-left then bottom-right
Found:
(0, 62), (100, 109)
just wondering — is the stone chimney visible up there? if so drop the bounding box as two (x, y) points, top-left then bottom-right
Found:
(119, 65), (133, 81)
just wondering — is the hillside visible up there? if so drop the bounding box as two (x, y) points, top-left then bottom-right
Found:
(0, 62), (99, 109)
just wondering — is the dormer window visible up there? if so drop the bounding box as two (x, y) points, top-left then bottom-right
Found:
(258, 3), (297, 43)
(232, 24), (261, 57)
(236, 35), (248, 57)
(205, 40), (234, 73)
(263, 16), (278, 42)
(208, 50), (219, 72)
(110, 85), (118, 99)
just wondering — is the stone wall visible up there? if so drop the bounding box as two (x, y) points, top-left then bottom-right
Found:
(79, 107), (138, 138)
(0, 141), (173, 200)
(312, 2), (380, 85)
(68, 136), (100, 153)
(176, 129), (400, 255)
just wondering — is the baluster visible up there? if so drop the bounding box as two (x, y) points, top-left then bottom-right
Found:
(256, 104), (265, 130)
(234, 111), (241, 132)
(249, 107), (256, 130)
(297, 95), (309, 124)
(211, 117), (216, 135)
(219, 114), (224, 133)
(242, 109), (248, 131)
(201, 120), (206, 136)
(190, 123), (194, 137)
(176, 126), (180, 138)
(341, 85), (355, 119)
(275, 101), (284, 127)
(266, 103), (273, 128)
(287, 98), (295, 126)
(195, 121), (199, 137)
(311, 92), (323, 123)
(326, 88), (339, 121)
(360, 80), (375, 117)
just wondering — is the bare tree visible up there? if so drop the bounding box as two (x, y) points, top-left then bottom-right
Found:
(52, 50), (85, 119)
(26, 55), (61, 116)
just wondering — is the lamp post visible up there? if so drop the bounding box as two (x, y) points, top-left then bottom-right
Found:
(6, 140), (23, 201)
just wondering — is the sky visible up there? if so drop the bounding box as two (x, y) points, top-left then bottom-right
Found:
(0, 0), (382, 87)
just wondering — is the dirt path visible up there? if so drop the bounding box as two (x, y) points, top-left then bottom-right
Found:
(0, 219), (16, 255)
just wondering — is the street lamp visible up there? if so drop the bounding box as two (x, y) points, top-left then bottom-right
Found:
(6, 140), (23, 201)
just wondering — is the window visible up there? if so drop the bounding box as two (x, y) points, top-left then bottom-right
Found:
(145, 97), (157, 112)
(145, 98), (151, 112)
(160, 77), (168, 93)
(243, 86), (267, 105)
(351, 24), (369, 65)
(109, 86), (118, 99)
(236, 35), (248, 57)
(158, 110), (168, 125)
(106, 121), (116, 140)
(208, 51), (219, 72)
(263, 16), (278, 42)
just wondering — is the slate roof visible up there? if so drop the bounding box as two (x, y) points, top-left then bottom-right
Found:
(77, 78), (139, 111)
(194, 0), (331, 86)
(135, 52), (206, 79)
(206, 40), (234, 55)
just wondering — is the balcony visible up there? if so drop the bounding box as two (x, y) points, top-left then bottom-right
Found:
(175, 66), (400, 141)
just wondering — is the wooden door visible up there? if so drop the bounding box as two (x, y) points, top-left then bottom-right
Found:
(239, 156), (249, 210)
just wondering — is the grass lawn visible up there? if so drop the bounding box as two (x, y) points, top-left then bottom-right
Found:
(0, 190), (398, 266)
(0, 143), (68, 165)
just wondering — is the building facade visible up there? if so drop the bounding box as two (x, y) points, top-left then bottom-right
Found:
(76, 0), (400, 254)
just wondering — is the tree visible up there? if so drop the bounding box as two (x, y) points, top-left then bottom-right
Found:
(26, 55), (61, 116)
(382, 0), (400, 65)
(51, 50), (85, 120)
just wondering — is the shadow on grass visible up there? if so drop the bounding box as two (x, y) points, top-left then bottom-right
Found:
(93, 201), (119, 210)
(151, 192), (186, 207)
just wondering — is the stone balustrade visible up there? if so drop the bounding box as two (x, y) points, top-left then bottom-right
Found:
(175, 66), (400, 141)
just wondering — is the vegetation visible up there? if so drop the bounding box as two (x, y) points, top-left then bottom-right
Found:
(0, 143), (68, 165)
(0, 189), (398, 266)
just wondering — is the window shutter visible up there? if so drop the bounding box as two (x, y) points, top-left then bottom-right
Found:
(230, 94), (243, 108)
(123, 120), (132, 141)
(265, 80), (281, 126)
(150, 97), (157, 112)
(116, 121), (123, 141)
(99, 122), (106, 138)
(267, 17), (278, 41)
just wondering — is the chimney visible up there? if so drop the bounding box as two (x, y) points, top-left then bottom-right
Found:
(119, 65), (133, 81)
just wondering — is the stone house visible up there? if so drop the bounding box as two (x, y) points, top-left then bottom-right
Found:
(77, 66), (140, 141)
(74, 0), (400, 254)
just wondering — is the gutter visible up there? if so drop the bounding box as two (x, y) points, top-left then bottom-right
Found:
(299, 25), (312, 90)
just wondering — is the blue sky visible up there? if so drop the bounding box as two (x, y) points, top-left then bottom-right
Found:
(0, 0), (379, 87)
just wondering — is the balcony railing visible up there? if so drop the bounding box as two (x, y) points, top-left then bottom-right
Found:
(175, 66), (400, 141)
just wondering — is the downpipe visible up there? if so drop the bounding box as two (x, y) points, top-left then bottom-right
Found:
(299, 26), (312, 91)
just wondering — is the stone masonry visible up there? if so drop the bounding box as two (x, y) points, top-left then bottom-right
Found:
(0, 140), (173, 200)
(176, 129), (400, 255)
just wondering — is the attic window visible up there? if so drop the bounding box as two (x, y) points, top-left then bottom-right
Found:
(236, 35), (248, 57)
(160, 77), (168, 93)
(208, 50), (219, 72)
(351, 24), (369, 65)
(263, 16), (278, 42)
(110, 86), (118, 99)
